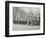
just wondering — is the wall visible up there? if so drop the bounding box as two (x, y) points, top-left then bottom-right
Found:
(0, 0), (46, 38)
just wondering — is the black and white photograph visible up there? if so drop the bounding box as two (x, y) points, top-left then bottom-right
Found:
(5, 1), (45, 37)
(13, 7), (40, 31)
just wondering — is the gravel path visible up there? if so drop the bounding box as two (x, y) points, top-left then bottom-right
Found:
(12, 24), (40, 31)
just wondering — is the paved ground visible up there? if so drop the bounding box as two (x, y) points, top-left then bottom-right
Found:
(12, 24), (40, 31)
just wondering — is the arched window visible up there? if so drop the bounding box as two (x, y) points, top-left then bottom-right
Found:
(16, 15), (19, 20)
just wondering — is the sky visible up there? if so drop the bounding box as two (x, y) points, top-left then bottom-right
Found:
(19, 7), (40, 15)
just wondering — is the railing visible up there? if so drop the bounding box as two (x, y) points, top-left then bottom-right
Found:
(13, 20), (27, 24)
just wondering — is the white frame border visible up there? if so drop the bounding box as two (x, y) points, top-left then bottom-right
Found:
(9, 3), (43, 35)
